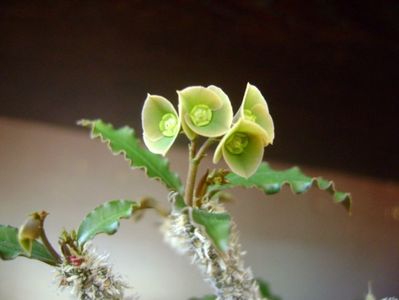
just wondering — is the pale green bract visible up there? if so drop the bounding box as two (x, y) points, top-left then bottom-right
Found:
(0, 225), (57, 266)
(237, 83), (275, 144)
(213, 119), (270, 178)
(178, 85), (233, 139)
(142, 94), (181, 156)
(18, 215), (41, 255)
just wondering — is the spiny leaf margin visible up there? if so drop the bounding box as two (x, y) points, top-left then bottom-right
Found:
(78, 119), (184, 196)
(0, 225), (57, 265)
(208, 162), (351, 212)
(77, 199), (139, 246)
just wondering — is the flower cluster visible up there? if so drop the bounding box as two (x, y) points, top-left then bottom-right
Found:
(142, 83), (274, 177)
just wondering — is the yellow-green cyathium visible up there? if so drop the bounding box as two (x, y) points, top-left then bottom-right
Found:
(142, 94), (181, 155)
(236, 83), (274, 143)
(213, 118), (270, 178)
(178, 85), (233, 139)
(142, 84), (274, 178)
(18, 213), (42, 255)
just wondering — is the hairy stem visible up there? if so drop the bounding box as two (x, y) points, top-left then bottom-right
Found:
(163, 203), (264, 300)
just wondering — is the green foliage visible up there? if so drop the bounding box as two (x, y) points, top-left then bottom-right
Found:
(191, 208), (231, 253)
(79, 119), (184, 196)
(257, 278), (282, 300)
(188, 296), (216, 300)
(0, 225), (57, 266)
(208, 162), (352, 212)
(77, 200), (138, 246)
(18, 216), (41, 255)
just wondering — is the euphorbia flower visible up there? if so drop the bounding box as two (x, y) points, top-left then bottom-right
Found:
(236, 83), (274, 144)
(178, 85), (233, 139)
(142, 94), (180, 155)
(213, 119), (270, 178)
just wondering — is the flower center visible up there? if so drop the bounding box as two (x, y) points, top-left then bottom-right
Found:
(244, 109), (256, 122)
(159, 113), (179, 137)
(225, 132), (249, 155)
(189, 104), (212, 127)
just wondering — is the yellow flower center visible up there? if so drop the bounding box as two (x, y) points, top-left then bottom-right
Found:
(244, 109), (256, 122)
(159, 113), (179, 137)
(225, 132), (249, 155)
(189, 104), (212, 127)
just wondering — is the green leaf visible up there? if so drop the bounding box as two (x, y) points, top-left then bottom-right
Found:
(0, 225), (57, 266)
(208, 162), (352, 212)
(188, 296), (216, 300)
(79, 119), (184, 196)
(257, 278), (282, 300)
(191, 208), (231, 252)
(77, 200), (138, 246)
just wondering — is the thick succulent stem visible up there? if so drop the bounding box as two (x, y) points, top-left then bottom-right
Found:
(163, 202), (265, 300)
(55, 242), (133, 300)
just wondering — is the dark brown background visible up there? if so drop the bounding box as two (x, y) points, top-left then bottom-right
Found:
(1, 0), (398, 180)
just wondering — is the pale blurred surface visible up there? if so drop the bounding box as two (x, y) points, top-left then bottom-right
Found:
(0, 117), (398, 300)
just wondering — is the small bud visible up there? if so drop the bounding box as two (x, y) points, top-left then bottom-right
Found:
(207, 169), (230, 186)
(18, 213), (42, 255)
(178, 85), (233, 139)
(142, 94), (181, 155)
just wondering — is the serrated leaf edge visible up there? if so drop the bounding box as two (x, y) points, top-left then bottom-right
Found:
(209, 163), (352, 212)
(77, 199), (137, 246)
(78, 119), (183, 195)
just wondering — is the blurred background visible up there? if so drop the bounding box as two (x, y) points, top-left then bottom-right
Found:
(1, 1), (399, 300)
(1, 0), (398, 180)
